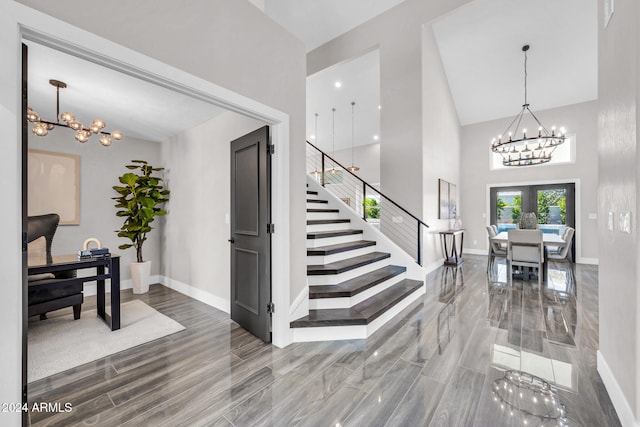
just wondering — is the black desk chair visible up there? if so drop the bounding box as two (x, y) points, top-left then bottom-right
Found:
(27, 214), (82, 320)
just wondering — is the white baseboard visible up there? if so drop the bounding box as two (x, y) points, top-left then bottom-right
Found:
(577, 257), (598, 265)
(464, 248), (489, 256)
(597, 350), (638, 427)
(159, 276), (230, 314)
(425, 259), (444, 275)
(290, 286), (309, 321)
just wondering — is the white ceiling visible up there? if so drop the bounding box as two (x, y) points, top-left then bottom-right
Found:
(431, 0), (598, 126)
(306, 49), (380, 152)
(265, 0), (407, 52)
(26, 42), (226, 143)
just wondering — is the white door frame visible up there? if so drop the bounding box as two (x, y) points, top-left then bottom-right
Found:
(16, 5), (292, 347)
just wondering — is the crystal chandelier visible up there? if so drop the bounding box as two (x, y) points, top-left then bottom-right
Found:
(27, 79), (122, 146)
(491, 45), (566, 166)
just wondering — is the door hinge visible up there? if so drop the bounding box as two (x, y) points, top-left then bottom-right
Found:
(267, 302), (275, 314)
(267, 144), (275, 155)
(267, 223), (275, 234)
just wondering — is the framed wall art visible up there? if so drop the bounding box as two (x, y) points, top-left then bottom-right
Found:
(28, 149), (80, 225)
(438, 178), (457, 220)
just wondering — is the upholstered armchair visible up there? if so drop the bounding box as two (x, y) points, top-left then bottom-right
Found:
(27, 213), (82, 320)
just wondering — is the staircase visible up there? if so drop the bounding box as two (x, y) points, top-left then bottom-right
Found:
(290, 182), (425, 342)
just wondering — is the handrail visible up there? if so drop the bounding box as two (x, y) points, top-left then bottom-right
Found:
(307, 141), (429, 266)
(307, 141), (429, 228)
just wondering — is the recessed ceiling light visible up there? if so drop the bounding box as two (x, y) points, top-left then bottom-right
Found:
(373, 135), (379, 141)
(378, 105), (382, 110)
(334, 81), (342, 88)
(310, 134), (315, 140)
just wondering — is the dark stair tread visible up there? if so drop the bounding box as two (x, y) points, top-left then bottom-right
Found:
(307, 190), (318, 195)
(307, 252), (390, 275)
(307, 219), (350, 225)
(307, 199), (328, 204)
(307, 229), (363, 239)
(307, 240), (376, 256)
(290, 279), (423, 327)
(310, 265), (406, 298)
(307, 208), (339, 213)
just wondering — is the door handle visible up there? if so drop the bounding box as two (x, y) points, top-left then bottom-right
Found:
(228, 238), (235, 243)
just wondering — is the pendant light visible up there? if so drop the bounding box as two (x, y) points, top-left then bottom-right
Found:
(347, 101), (360, 172)
(27, 79), (122, 146)
(329, 108), (337, 174)
(310, 113), (321, 176)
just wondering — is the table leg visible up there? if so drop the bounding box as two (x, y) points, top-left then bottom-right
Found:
(110, 257), (121, 331)
(543, 247), (549, 283)
(96, 264), (105, 320)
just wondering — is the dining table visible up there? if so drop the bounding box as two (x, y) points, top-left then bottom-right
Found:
(491, 231), (565, 281)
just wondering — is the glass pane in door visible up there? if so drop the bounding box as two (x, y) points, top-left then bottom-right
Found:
(496, 190), (522, 232)
(536, 188), (567, 234)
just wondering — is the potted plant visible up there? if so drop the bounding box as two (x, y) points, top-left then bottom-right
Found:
(113, 160), (169, 294)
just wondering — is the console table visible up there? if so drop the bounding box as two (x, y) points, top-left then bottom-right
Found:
(439, 229), (465, 266)
(28, 254), (121, 331)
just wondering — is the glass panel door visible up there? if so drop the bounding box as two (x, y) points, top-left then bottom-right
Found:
(496, 190), (522, 232)
(536, 188), (567, 233)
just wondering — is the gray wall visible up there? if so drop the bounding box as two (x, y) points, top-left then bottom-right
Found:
(161, 111), (265, 308)
(421, 25), (462, 264)
(597, 0), (639, 419)
(29, 130), (162, 281)
(16, 0), (307, 304)
(0, 4), (23, 418)
(332, 143), (381, 184)
(460, 101), (599, 263)
(307, 0), (467, 269)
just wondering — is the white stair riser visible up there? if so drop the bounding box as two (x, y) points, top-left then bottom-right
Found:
(292, 324), (367, 342)
(291, 284), (425, 343)
(306, 222), (352, 233)
(307, 258), (390, 285)
(306, 202), (329, 209)
(306, 234), (363, 248)
(306, 211), (341, 220)
(309, 273), (406, 309)
(307, 246), (376, 265)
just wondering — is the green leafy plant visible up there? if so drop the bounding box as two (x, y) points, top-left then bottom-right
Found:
(363, 197), (380, 219)
(113, 160), (170, 263)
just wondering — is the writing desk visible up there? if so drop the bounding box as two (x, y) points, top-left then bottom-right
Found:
(28, 254), (121, 331)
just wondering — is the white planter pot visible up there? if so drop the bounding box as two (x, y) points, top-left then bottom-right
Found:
(130, 261), (152, 294)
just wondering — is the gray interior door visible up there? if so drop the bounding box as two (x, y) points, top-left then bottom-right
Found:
(230, 126), (272, 343)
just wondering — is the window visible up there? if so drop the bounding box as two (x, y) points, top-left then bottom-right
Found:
(490, 134), (576, 170)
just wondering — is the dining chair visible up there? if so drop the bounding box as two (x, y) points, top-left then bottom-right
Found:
(486, 226), (507, 275)
(507, 229), (544, 286)
(548, 226), (575, 281)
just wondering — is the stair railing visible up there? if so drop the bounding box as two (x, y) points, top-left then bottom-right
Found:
(307, 141), (429, 266)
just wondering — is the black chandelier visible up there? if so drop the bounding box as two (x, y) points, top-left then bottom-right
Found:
(491, 45), (566, 167)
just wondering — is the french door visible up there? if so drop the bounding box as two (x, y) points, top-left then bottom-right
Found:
(490, 183), (575, 258)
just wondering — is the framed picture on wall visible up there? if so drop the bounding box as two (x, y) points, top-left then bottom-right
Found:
(438, 179), (449, 219)
(28, 149), (80, 225)
(449, 184), (457, 219)
(438, 178), (457, 220)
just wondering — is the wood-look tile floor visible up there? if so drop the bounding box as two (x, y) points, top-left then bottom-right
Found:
(27, 255), (621, 426)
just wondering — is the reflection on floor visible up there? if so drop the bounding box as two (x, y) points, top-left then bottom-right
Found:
(28, 255), (620, 426)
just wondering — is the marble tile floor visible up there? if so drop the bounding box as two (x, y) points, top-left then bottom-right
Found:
(27, 255), (620, 426)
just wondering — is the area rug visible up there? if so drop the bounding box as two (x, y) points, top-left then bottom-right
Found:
(28, 300), (185, 383)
